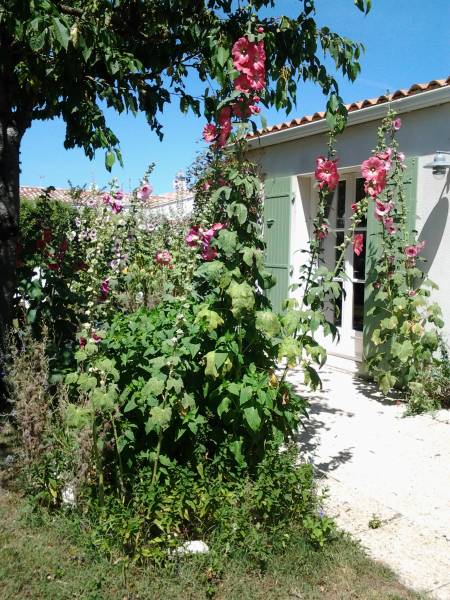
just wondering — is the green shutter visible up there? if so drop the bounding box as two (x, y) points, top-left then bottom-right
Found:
(263, 177), (292, 313)
(362, 156), (418, 359)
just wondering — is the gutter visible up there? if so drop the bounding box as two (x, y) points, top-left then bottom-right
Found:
(247, 86), (450, 150)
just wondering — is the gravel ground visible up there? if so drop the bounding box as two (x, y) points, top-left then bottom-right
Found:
(290, 365), (450, 600)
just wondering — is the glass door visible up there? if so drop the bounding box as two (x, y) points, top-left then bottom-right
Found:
(320, 174), (367, 358)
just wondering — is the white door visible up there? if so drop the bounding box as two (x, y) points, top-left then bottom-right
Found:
(315, 174), (367, 361)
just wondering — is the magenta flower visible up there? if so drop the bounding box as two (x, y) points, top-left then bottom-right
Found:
(79, 337), (87, 348)
(137, 183), (153, 201)
(203, 123), (218, 143)
(155, 250), (173, 266)
(393, 117), (402, 131)
(375, 199), (394, 217)
(383, 216), (397, 235)
(102, 194), (113, 205)
(234, 73), (251, 93)
(115, 191), (124, 201)
(111, 200), (123, 214)
(201, 242), (218, 262)
(315, 156), (339, 191)
(246, 68), (266, 91)
(100, 278), (110, 298)
(404, 245), (418, 258)
(353, 233), (364, 256)
(376, 148), (393, 171)
(91, 332), (102, 343)
(185, 226), (203, 247)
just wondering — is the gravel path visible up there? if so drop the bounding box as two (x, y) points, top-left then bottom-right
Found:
(290, 365), (450, 599)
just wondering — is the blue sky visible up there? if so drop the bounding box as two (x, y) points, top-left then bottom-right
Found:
(21, 0), (449, 194)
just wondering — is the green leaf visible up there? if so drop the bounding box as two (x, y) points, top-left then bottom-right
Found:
(195, 306), (224, 331)
(392, 340), (414, 363)
(379, 372), (396, 395)
(143, 377), (165, 397)
(217, 397), (230, 418)
(146, 406), (172, 432)
(124, 398), (137, 412)
(244, 406), (261, 432)
(205, 351), (219, 378)
(105, 150), (115, 171)
(52, 17), (70, 50)
(216, 46), (229, 67)
(255, 310), (281, 336)
(227, 280), (255, 316)
(215, 229), (238, 258)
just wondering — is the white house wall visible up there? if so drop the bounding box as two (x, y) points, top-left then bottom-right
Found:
(249, 101), (450, 344)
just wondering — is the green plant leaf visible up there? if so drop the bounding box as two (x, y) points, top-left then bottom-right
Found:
(244, 406), (261, 432)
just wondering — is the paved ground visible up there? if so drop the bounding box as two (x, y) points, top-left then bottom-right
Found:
(290, 365), (450, 600)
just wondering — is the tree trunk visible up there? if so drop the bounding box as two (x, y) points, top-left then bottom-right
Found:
(0, 102), (23, 340)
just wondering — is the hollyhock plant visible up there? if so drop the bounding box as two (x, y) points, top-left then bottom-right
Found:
(234, 73), (251, 92)
(383, 217), (397, 235)
(314, 156), (339, 191)
(365, 169), (387, 198)
(392, 117), (402, 131)
(353, 233), (364, 256)
(115, 191), (124, 201)
(201, 242), (218, 262)
(185, 226), (204, 247)
(375, 199), (394, 218)
(100, 278), (110, 297)
(111, 200), (123, 214)
(155, 250), (173, 266)
(137, 183), (153, 200)
(232, 36), (253, 71)
(314, 223), (329, 240)
(203, 123), (218, 143)
(361, 156), (385, 181)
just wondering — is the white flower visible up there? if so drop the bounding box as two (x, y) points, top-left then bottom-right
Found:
(174, 540), (209, 556)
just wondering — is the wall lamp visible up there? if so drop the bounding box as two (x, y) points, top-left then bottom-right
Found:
(424, 151), (450, 180)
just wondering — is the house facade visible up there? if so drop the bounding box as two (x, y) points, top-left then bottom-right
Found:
(248, 78), (450, 366)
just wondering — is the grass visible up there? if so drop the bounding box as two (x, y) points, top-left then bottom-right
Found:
(0, 488), (424, 600)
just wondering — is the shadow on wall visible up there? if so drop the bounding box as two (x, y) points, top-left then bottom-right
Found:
(417, 175), (449, 275)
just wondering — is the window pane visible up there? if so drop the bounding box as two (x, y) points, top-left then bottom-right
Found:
(336, 180), (346, 228)
(353, 230), (366, 280)
(353, 282), (364, 331)
(355, 178), (367, 227)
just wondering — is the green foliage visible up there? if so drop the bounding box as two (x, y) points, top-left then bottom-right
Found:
(3, 0), (368, 163)
(406, 343), (450, 415)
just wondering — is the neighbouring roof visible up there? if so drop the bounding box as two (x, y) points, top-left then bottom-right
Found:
(250, 76), (450, 138)
(20, 186), (190, 208)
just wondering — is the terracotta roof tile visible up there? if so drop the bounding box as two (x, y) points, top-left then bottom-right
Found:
(250, 76), (450, 138)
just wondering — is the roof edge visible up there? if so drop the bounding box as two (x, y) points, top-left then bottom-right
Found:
(248, 84), (450, 150)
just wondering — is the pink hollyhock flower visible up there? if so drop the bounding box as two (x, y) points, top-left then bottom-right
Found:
(234, 73), (251, 92)
(365, 169), (387, 198)
(351, 203), (358, 212)
(211, 223), (225, 233)
(416, 240), (426, 252)
(137, 183), (153, 200)
(375, 199), (394, 217)
(404, 245), (418, 258)
(202, 180), (211, 192)
(392, 117), (402, 131)
(185, 226), (203, 247)
(246, 68), (266, 91)
(244, 42), (266, 75)
(79, 337), (87, 348)
(314, 223), (329, 240)
(376, 148), (393, 171)
(43, 228), (52, 243)
(232, 37), (253, 71)
(397, 152), (405, 162)
(249, 104), (261, 114)
(361, 156), (385, 181)
(383, 216), (397, 235)
(102, 193), (112, 205)
(257, 26), (264, 33)
(111, 200), (123, 214)
(203, 123), (218, 143)
(115, 191), (124, 201)
(314, 156), (339, 191)
(91, 332), (102, 343)
(253, 95), (261, 103)
(353, 233), (364, 256)
(218, 106), (232, 125)
(100, 278), (110, 296)
(408, 289), (417, 297)
(231, 100), (249, 119)
(155, 250), (173, 266)
(201, 243), (218, 262)
(218, 124), (232, 148)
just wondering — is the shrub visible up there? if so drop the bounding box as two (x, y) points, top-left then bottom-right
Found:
(406, 342), (450, 414)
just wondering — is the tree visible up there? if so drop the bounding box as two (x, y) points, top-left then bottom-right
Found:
(0, 0), (371, 332)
